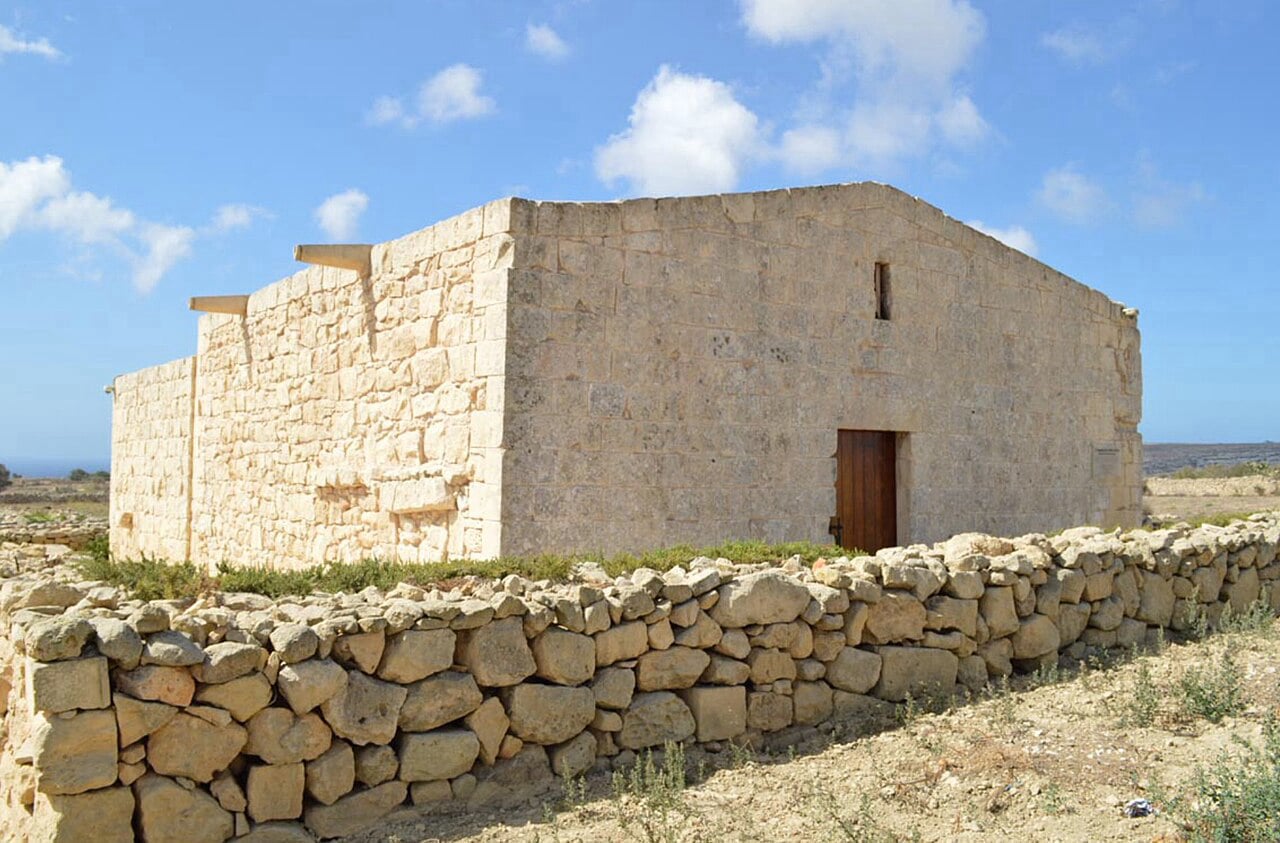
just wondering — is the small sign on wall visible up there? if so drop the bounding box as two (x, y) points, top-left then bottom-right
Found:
(1093, 444), (1121, 479)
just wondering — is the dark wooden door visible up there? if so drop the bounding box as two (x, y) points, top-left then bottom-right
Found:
(834, 430), (897, 552)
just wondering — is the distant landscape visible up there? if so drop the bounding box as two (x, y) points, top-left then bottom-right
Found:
(1143, 442), (1280, 476)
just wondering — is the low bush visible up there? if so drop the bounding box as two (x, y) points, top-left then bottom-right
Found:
(1167, 715), (1280, 842)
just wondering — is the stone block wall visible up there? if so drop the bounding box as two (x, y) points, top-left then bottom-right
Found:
(111, 183), (1141, 568)
(500, 184), (1142, 556)
(4, 514), (1276, 841)
(110, 357), (196, 562)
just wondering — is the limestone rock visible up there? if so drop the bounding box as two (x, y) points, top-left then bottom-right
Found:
(399, 671), (483, 731)
(591, 667), (636, 710)
(617, 691), (696, 749)
(1010, 614), (1061, 660)
(247, 762), (305, 822)
(114, 692), (178, 746)
(115, 664), (195, 706)
(709, 570), (811, 627)
(197, 641), (265, 684)
(1136, 570), (1176, 626)
(237, 822), (315, 843)
(465, 697), (509, 765)
(148, 712), (247, 782)
(398, 728), (481, 781)
(332, 631), (386, 674)
(980, 587), (1020, 639)
(32, 786), (135, 843)
(594, 621), (649, 666)
(680, 685), (746, 741)
(26, 615), (93, 662)
(306, 740), (355, 805)
(141, 630), (205, 666)
(746, 648), (796, 684)
(793, 680), (835, 726)
(862, 591), (926, 644)
(88, 618), (144, 668)
(277, 658), (348, 714)
(31, 709), (118, 795)
(701, 655), (751, 685)
(211, 770), (247, 811)
(746, 691), (793, 732)
(457, 617), (536, 686)
(872, 646), (958, 702)
(246, 708), (332, 764)
(195, 672), (273, 721)
(377, 629), (455, 683)
(824, 647), (882, 694)
(504, 684), (595, 744)
(550, 732), (597, 778)
(135, 774), (233, 843)
(320, 671), (407, 745)
(354, 744), (399, 786)
(27, 656), (110, 713)
(636, 646), (711, 690)
(269, 624), (319, 664)
(302, 780), (407, 839)
(532, 627), (595, 685)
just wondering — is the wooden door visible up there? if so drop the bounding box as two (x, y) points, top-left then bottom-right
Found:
(834, 430), (897, 553)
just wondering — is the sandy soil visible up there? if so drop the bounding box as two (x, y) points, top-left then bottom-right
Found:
(358, 623), (1280, 843)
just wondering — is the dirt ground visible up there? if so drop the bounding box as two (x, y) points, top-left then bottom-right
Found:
(1145, 493), (1280, 523)
(356, 620), (1280, 843)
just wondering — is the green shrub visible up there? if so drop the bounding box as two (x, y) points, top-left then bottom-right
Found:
(1168, 715), (1280, 842)
(1168, 461), (1280, 480)
(23, 511), (56, 524)
(67, 468), (89, 481)
(1179, 649), (1245, 724)
(0, 463), (10, 490)
(76, 556), (210, 602)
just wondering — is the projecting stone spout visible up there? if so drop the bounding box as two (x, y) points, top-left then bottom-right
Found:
(294, 243), (372, 276)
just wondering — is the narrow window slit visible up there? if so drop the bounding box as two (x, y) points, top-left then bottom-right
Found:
(874, 262), (891, 320)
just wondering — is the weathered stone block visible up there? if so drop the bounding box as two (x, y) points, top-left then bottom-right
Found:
(871, 646), (958, 702)
(617, 692), (696, 749)
(398, 728), (481, 781)
(532, 627), (596, 685)
(303, 780), (408, 839)
(457, 617), (537, 686)
(680, 685), (747, 741)
(377, 629), (455, 683)
(504, 684), (595, 744)
(31, 709), (118, 795)
(320, 671), (407, 745)
(148, 712), (247, 782)
(399, 670), (483, 731)
(27, 656), (110, 713)
(709, 570), (811, 627)
(636, 646), (711, 690)
(247, 762), (305, 822)
(135, 774), (233, 843)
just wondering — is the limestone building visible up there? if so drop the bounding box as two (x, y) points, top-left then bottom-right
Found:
(110, 183), (1142, 570)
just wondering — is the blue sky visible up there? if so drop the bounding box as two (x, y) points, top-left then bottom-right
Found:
(0, 0), (1276, 473)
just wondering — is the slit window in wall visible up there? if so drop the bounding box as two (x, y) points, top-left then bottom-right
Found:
(874, 262), (891, 320)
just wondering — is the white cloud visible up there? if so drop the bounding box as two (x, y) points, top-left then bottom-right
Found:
(0, 155), (69, 238)
(369, 64), (496, 128)
(526, 23), (569, 61)
(366, 95), (409, 127)
(133, 224), (194, 294)
(1038, 165), (1108, 224)
(595, 65), (766, 196)
(967, 220), (1038, 257)
(0, 24), (60, 59)
(738, 0), (989, 172)
(210, 203), (269, 233)
(779, 125), (843, 175)
(315, 189), (369, 240)
(39, 192), (135, 244)
(1041, 28), (1108, 64)
(418, 64), (495, 123)
(0, 155), (195, 291)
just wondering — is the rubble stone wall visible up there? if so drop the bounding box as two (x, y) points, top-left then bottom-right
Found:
(501, 184), (1142, 556)
(109, 357), (197, 562)
(3, 515), (1276, 841)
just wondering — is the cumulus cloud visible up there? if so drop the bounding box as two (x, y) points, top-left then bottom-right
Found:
(315, 189), (369, 240)
(967, 220), (1038, 257)
(1038, 165), (1109, 224)
(778, 125), (843, 176)
(368, 64), (496, 128)
(0, 24), (60, 59)
(739, 0), (990, 173)
(209, 203), (270, 233)
(526, 23), (569, 60)
(0, 155), (195, 291)
(595, 65), (767, 196)
(1041, 28), (1108, 64)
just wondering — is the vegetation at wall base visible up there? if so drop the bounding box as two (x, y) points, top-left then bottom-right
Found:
(77, 538), (844, 600)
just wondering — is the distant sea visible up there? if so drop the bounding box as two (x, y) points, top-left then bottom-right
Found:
(0, 457), (110, 478)
(1144, 443), (1280, 477)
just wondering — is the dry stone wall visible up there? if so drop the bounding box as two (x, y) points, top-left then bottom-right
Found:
(3, 514), (1278, 841)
